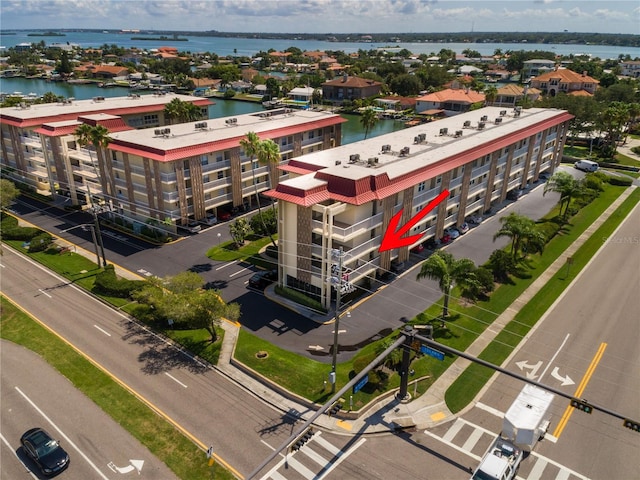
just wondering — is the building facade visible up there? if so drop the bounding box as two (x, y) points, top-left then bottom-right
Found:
(267, 106), (573, 309)
(0, 93), (211, 196)
(102, 108), (345, 230)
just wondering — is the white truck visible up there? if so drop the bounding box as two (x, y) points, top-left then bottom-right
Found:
(471, 385), (554, 480)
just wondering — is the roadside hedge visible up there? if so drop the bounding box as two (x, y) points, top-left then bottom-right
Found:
(93, 264), (144, 298)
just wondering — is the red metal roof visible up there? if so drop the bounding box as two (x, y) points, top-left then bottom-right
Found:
(268, 112), (574, 207)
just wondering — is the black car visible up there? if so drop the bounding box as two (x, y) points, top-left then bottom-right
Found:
(248, 269), (277, 289)
(20, 427), (70, 476)
(507, 188), (524, 200)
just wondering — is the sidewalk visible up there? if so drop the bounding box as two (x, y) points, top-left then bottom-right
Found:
(214, 185), (636, 435)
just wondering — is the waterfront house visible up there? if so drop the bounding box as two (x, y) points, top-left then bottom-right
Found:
(321, 75), (383, 104)
(529, 68), (598, 96)
(415, 88), (486, 117)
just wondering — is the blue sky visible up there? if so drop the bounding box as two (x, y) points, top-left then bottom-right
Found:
(1, 0), (639, 35)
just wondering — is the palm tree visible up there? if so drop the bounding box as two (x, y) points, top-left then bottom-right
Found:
(163, 98), (182, 125)
(493, 212), (541, 260)
(543, 171), (584, 219)
(256, 138), (280, 247)
(360, 107), (379, 139)
(74, 123), (111, 199)
(416, 251), (476, 318)
(485, 86), (498, 106)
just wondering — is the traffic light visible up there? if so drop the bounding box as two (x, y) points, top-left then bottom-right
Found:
(290, 427), (314, 452)
(328, 401), (342, 417)
(570, 398), (593, 414)
(623, 419), (640, 432)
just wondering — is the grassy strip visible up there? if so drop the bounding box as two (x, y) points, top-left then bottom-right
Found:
(445, 187), (640, 413)
(206, 235), (275, 263)
(0, 297), (235, 480)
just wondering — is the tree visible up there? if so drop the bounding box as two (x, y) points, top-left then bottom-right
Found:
(0, 179), (19, 210)
(360, 107), (379, 140)
(190, 290), (240, 342)
(256, 138), (280, 247)
(488, 249), (516, 283)
(416, 251), (476, 318)
(74, 123), (111, 200)
(493, 212), (543, 260)
(543, 171), (585, 218)
(389, 73), (422, 96)
(163, 98), (202, 124)
(485, 86), (498, 105)
(229, 218), (250, 246)
(239, 131), (269, 233)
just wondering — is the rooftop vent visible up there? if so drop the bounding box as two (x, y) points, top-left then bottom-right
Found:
(478, 121), (486, 130)
(381, 144), (391, 153)
(195, 121), (208, 129)
(500, 110), (507, 116)
(368, 157), (379, 166)
(348, 153), (361, 164)
(454, 130), (463, 138)
(495, 117), (503, 124)
(400, 147), (410, 156)
(418, 133), (426, 142)
(335, 160), (341, 166)
(481, 115), (488, 121)
(463, 120), (471, 127)
(154, 129), (162, 136)
(439, 127), (448, 136)
(163, 128), (171, 135)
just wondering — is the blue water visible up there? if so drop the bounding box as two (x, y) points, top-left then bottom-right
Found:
(2, 30), (638, 59)
(0, 77), (403, 144)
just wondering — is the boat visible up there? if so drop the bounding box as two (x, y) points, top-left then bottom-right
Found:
(262, 99), (283, 109)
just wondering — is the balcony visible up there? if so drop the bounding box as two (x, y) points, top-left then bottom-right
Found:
(312, 211), (384, 241)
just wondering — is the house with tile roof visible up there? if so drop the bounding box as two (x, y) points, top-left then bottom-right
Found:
(266, 106), (572, 308)
(321, 75), (383, 104)
(415, 88), (486, 117)
(529, 68), (599, 97)
(489, 84), (541, 108)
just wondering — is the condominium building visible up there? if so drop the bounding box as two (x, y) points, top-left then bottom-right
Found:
(0, 93), (211, 196)
(103, 108), (345, 230)
(267, 106), (573, 309)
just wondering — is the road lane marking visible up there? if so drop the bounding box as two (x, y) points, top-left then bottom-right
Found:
(15, 387), (110, 480)
(0, 432), (39, 479)
(552, 342), (607, 439)
(215, 260), (237, 271)
(475, 402), (504, 418)
(538, 333), (571, 380)
(93, 324), (112, 336)
(38, 288), (52, 298)
(164, 372), (188, 388)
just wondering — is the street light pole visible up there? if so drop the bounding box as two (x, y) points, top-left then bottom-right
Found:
(60, 224), (101, 266)
(330, 247), (345, 393)
(86, 183), (107, 267)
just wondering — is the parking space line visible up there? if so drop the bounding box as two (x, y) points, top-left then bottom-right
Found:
(215, 261), (237, 271)
(93, 324), (111, 336)
(0, 432), (39, 479)
(164, 372), (188, 388)
(229, 266), (251, 278)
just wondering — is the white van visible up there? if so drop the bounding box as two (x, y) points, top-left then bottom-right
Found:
(574, 159), (599, 172)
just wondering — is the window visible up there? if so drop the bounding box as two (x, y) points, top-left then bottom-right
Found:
(417, 181), (426, 192)
(217, 171), (224, 179)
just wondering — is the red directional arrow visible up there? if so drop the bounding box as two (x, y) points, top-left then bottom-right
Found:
(379, 189), (449, 252)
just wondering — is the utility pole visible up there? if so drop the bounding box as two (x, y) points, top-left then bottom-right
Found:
(329, 247), (345, 393)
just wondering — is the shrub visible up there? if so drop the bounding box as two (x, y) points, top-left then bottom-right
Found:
(27, 232), (53, 252)
(250, 208), (277, 236)
(631, 145), (640, 156)
(537, 220), (562, 243)
(223, 89), (236, 98)
(608, 176), (633, 186)
(93, 264), (144, 298)
(487, 249), (516, 283)
(1, 216), (43, 241)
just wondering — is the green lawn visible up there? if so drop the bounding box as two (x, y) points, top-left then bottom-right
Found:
(0, 297), (234, 480)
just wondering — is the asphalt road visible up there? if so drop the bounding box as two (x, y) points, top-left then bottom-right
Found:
(414, 200), (640, 479)
(0, 249), (315, 477)
(0, 340), (179, 480)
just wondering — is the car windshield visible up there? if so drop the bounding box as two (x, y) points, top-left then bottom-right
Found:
(31, 431), (58, 456)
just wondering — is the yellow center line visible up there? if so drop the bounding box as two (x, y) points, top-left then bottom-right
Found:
(553, 342), (607, 439)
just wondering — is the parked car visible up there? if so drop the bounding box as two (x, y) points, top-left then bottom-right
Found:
(248, 269), (277, 289)
(440, 233), (452, 244)
(218, 211), (232, 221)
(410, 243), (424, 253)
(538, 171), (551, 181)
(507, 188), (524, 200)
(179, 221), (201, 233)
(204, 214), (218, 225)
(390, 259), (405, 273)
(423, 237), (439, 250)
(458, 222), (470, 234)
(444, 227), (460, 239)
(466, 214), (483, 225)
(20, 427), (70, 476)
